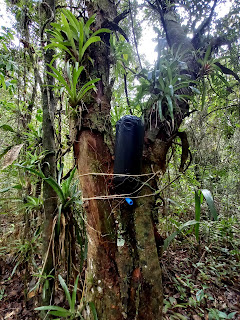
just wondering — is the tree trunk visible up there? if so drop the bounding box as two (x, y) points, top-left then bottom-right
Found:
(73, 1), (164, 319)
(73, 0), (205, 317)
(41, 0), (58, 308)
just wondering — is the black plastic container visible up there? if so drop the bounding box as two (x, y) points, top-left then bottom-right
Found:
(114, 115), (144, 194)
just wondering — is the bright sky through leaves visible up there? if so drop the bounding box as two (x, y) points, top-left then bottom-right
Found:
(0, 0), (232, 66)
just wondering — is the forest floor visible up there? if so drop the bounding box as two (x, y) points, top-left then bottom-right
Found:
(0, 213), (240, 320)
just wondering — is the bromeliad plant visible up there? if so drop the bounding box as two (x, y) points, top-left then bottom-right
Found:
(35, 275), (99, 320)
(46, 9), (110, 63)
(163, 189), (218, 250)
(194, 189), (218, 243)
(35, 275), (80, 319)
(144, 48), (199, 124)
(17, 164), (82, 210)
(46, 9), (110, 107)
(48, 61), (100, 107)
(109, 34), (133, 80)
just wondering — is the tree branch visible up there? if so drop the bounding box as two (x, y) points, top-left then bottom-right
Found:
(192, 0), (218, 48)
(40, 2), (55, 43)
(123, 73), (133, 115)
(214, 62), (240, 83)
(203, 103), (240, 119)
(113, 9), (129, 24)
(129, 0), (142, 69)
(145, 0), (158, 11)
(210, 36), (231, 51)
(102, 20), (129, 42)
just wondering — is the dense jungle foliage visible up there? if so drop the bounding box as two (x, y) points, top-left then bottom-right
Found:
(0, 0), (239, 319)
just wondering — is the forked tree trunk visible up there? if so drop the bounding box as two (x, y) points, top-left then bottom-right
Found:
(72, 1), (164, 319)
(74, 1), (200, 319)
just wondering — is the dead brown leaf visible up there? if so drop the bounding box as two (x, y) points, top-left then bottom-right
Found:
(193, 315), (202, 320)
(4, 311), (15, 319)
(2, 144), (24, 169)
(27, 290), (36, 299)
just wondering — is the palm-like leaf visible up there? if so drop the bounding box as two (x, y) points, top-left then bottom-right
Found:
(45, 9), (111, 107)
(47, 62), (100, 107)
(46, 9), (110, 63)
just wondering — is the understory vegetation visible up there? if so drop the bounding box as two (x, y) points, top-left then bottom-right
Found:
(0, 0), (240, 319)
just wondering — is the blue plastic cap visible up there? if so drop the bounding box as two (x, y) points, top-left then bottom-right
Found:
(125, 198), (133, 205)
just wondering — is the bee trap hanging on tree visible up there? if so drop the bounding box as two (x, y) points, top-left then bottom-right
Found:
(114, 115), (144, 195)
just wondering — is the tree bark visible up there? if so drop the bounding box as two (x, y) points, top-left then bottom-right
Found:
(73, 1), (164, 319)
(41, 0), (58, 308)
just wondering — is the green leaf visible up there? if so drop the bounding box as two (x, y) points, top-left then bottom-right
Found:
(189, 86), (200, 94)
(196, 289), (204, 302)
(174, 82), (190, 91)
(195, 190), (201, 242)
(166, 95), (174, 119)
(201, 189), (218, 221)
(45, 177), (65, 203)
(85, 14), (96, 31)
(49, 310), (72, 317)
(80, 36), (101, 60)
(217, 310), (228, 318)
(0, 187), (12, 193)
(0, 74), (6, 90)
(66, 167), (76, 192)
(77, 84), (97, 102)
(58, 275), (72, 307)
(158, 98), (163, 121)
(163, 230), (179, 251)
(10, 260), (20, 277)
(168, 84), (174, 97)
(62, 9), (79, 34)
(61, 13), (77, 54)
(227, 312), (237, 319)
(78, 20), (84, 60)
(13, 184), (22, 190)
(56, 204), (62, 237)
(72, 64), (84, 96)
(15, 164), (45, 179)
(58, 164), (64, 185)
(204, 45), (212, 63)
(216, 73), (229, 86)
(35, 306), (68, 311)
(47, 65), (72, 96)
(45, 43), (73, 59)
(77, 78), (100, 101)
(35, 306), (71, 317)
(158, 77), (165, 91)
(91, 28), (111, 37)
(0, 124), (15, 132)
(2, 43), (8, 51)
(201, 79), (206, 110)
(163, 220), (199, 250)
(0, 184), (22, 193)
(70, 275), (79, 312)
(89, 302), (98, 320)
(167, 65), (173, 84)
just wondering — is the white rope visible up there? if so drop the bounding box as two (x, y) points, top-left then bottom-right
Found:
(78, 170), (162, 178)
(81, 171), (161, 201)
